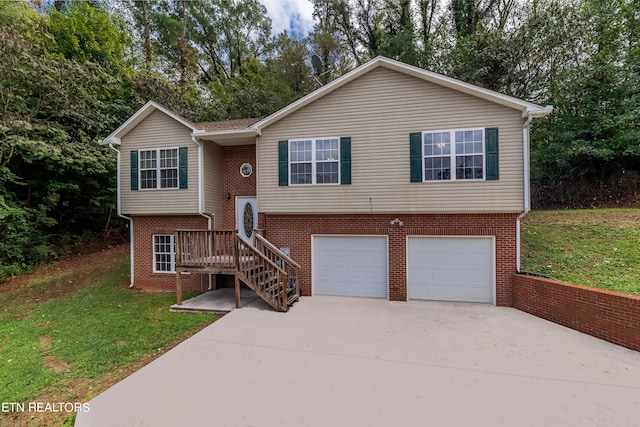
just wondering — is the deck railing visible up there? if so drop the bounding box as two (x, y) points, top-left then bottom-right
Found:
(234, 234), (291, 311)
(174, 229), (299, 311)
(175, 229), (235, 269)
(254, 234), (300, 302)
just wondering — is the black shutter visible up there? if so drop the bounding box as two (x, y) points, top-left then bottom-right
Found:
(130, 151), (139, 190)
(485, 128), (499, 180)
(179, 147), (188, 189)
(278, 140), (289, 186)
(340, 137), (351, 185)
(409, 132), (422, 182)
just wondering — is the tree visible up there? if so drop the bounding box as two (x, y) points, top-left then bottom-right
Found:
(269, 32), (315, 99)
(530, 0), (640, 206)
(309, 0), (354, 84)
(205, 58), (292, 119)
(153, 0), (199, 83)
(48, 0), (128, 73)
(188, 0), (273, 80)
(419, 0), (439, 57)
(0, 2), (131, 278)
(126, 0), (155, 71)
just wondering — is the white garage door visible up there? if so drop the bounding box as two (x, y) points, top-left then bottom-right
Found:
(313, 235), (388, 298)
(407, 236), (494, 303)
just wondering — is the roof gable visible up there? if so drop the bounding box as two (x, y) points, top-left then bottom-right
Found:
(101, 57), (552, 145)
(253, 56), (552, 130)
(100, 101), (203, 145)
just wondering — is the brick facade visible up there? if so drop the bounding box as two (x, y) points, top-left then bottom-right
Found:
(222, 145), (256, 230)
(132, 215), (210, 292)
(512, 273), (640, 352)
(263, 213), (518, 306)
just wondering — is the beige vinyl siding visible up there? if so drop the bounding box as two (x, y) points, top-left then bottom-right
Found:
(203, 142), (223, 228)
(121, 110), (200, 215)
(258, 67), (526, 214)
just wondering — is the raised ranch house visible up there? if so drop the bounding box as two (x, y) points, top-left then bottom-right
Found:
(100, 56), (552, 312)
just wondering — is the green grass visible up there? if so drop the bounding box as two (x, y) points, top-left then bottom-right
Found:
(0, 249), (215, 425)
(521, 208), (640, 295)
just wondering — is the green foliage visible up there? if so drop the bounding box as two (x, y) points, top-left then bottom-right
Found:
(309, 1), (353, 83)
(188, 0), (273, 79)
(206, 58), (293, 119)
(153, 0), (199, 82)
(48, 0), (128, 72)
(310, 0), (420, 65)
(0, 5), (129, 280)
(0, 0), (39, 26)
(530, 0), (640, 204)
(269, 32), (316, 100)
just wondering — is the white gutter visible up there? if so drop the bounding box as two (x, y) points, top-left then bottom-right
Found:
(191, 136), (213, 290)
(516, 112), (534, 273)
(108, 143), (135, 288)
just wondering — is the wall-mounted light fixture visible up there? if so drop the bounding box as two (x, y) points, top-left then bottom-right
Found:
(390, 218), (404, 226)
(226, 192), (231, 200)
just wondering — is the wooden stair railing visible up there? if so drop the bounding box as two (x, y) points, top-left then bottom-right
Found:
(234, 234), (298, 312)
(174, 229), (299, 312)
(253, 234), (301, 303)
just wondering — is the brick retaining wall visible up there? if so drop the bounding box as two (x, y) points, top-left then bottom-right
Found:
(512, 273), (640, 352)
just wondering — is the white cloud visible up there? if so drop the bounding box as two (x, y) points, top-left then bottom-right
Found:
(257, 0), (316, 37)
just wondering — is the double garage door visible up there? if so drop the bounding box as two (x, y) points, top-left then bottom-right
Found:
(313, 235), (494, 303)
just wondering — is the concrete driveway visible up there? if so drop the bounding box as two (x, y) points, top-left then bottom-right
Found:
(76, 297), (640, 427)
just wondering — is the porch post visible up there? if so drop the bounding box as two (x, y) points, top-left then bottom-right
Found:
(234, 233), (240, 308)
(176, 268), (183, 305)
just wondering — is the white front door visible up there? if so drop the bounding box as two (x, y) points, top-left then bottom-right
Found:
(236, 196), (258, 244)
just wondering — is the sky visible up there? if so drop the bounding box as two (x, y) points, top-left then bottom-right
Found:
(257, 0), (316, 37)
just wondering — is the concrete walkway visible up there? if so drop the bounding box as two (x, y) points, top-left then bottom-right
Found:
(169, 287), (263, 313)
(76, 297), (640, 427)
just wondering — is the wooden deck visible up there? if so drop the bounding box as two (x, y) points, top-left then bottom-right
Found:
(176, 255), (254, 274)
(174, 229), (300, 312)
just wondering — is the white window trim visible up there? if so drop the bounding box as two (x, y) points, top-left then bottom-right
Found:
(422, 128), (485, 182)
(153, 234), (176, 273)
(289, 137), (341, 186)
(139, 147), (180, 190)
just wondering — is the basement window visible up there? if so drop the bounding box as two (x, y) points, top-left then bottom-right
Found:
(153, 234), (175, 272)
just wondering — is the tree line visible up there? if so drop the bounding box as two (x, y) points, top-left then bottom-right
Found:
(1, 0), (638, 279)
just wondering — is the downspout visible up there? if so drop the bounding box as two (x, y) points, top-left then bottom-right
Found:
(516, 113), (534, 273)
(109, 143), (135, 288)
(191, 136), (213, 290)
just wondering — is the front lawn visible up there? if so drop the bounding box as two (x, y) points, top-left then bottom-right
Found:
(521, 208), (640, 295)
(0, 245), (215, 426)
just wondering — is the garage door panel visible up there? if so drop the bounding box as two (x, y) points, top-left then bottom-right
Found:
(313, 236), (388, 298)
(408, 237), (494, 304)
